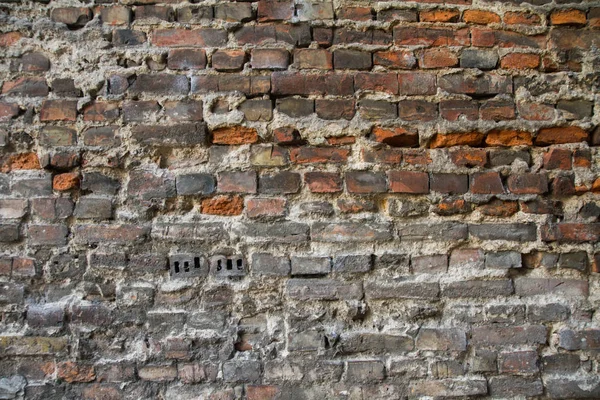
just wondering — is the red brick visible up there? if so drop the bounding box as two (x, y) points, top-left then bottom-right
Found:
(394, 27), (469, 46)
(247, 385), (280, 400)
(346, 171), (387, 193)
(218, 171), (257, 193)
(337, 7), (373, 21)
(2, 77), (48, 97)
(471, 28), (546, 48)
(435, 198), (472, 215)
(480, 100), (515, 121)
(418, 48), (458, 69)
(507, 174), (548, 194)
(201, 195), (243, 216)
(246, 198), (286, 218)
(362, 148), (403, 164)
(258, 0), (293, 22)
(290, 147), (349, 164)
(499, 351), (538, 374)
(420, 9), (460, 22)
(0, 102), (19, 122)
(168, 49), (207, 70)
(82, 102), (119, 122)
(40, 100), (77, 122)
(271, 72), (354, 96)
(550, 9), (586, 26)
(355, 73), (399, 94)
(485, 130), (533, 147)
(373, 51), (416, 69)
(388, 171), (429, 193)
(463, 10), (501, 24)
(212, 126), (258, 145)
(518, 102), (555, 121)
(573, 149), (591, 168)
(273, 127), (304, 145)
(450, 149), (487, 167)
(552, 176), (577, 196)
(504, 12), (541, 25)
(440, 100), (478, 121)
(294, 49), (332, 69)
(371, 126), (418, 147)
(305, 172), (343, 193)
(470, 172), (504, 194)
(535, 126), (588, 146)
(542, 223), (600, 243)
(0, 32), (23, 47)
(501, 53), (540, 69)
(152, 29), (227, 47)
(57, 362), (95, 383)
(429, 132), (485, 148)
(404, 149), (432, 165)
(543, 148), (572, 170)
(251, 49), (289, 70)
(327, 136), (355, 145)
(211, 50), (246, 71)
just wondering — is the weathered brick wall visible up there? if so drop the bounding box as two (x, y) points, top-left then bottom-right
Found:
(0, 0), (599, 397)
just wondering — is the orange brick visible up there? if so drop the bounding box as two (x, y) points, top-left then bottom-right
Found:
(420, 9), (460, 22)
(504, 11), (541, 25)
(462, 10), (500, 24)
(212, 126), (258, 145)
(429, 132), (485, 148)
(550, 9), (586, 26)
(485, 130), (533, 147)
(53, 173), (80, 191)
(201, 195), (243, 215)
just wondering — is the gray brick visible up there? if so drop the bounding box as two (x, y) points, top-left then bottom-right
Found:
(291, 256), (330, 275)
(251, 253), (290, 276)
(332, 254), (372, 273)
(485, 251), (522, 269)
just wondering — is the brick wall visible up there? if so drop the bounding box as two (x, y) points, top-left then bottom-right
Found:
(0, 0), (599, 398)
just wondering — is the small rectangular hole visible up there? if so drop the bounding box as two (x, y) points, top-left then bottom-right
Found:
(226, 259), (233, 270)
(184, 261), (190, 272)
(194, 257), (200, 269)
(174, 261), (180, 273)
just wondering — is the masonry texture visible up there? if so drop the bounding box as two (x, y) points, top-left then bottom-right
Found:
(0, 0), (599, 398)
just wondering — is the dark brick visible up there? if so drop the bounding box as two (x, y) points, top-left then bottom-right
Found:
(259, 172), (301, 194)
(398, 222), (468, 241)
(132, 123), (206, 147)
(167, 49), (206, 70)
(430, 173), (468, 194)
(112, 29), (146, 46)
(276, 98), (314, 117)
(176, 174), (215, 195)
(346, 171), (387, 193)
(129, 74), (188, 95)
(359, 100), (397, 120)
(315, 99), (355, 120)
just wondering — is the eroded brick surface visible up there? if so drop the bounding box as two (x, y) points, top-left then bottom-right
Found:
(0, 0), (598, 398)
